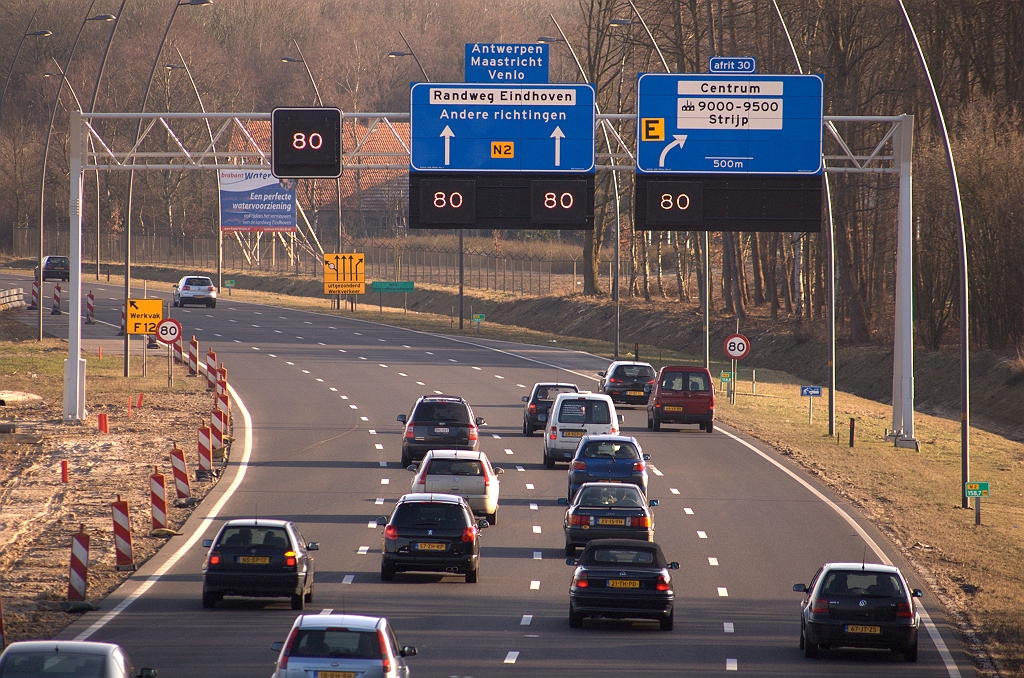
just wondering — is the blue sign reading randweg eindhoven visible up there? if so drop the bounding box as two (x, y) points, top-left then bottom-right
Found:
(465, 43), (549, 83)
(410, 83), (595, 172)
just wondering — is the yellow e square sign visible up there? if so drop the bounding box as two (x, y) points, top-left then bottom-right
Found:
(324, 253), (365, 295)
(126, 298), (163, 335)
(641, 118), (665, 141)
(490, 141), (514, 158)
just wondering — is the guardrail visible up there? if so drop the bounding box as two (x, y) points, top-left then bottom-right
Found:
(0, 288), (26, 311)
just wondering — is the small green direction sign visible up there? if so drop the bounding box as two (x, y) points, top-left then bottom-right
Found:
(225, 280), (235, 287)
(370, 281), (414, 293)
(472, 313), (485, 322)
(720, 371), (732, 382)
(965, 482), (990, 498)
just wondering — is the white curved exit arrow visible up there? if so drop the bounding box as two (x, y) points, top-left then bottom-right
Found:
(659, 134), (688, 168)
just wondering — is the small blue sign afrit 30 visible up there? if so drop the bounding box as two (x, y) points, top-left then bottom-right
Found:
(410, 83), (596, 172)
(709, 57), (756, 74)
(801, 385), (823, 397)
(465, 43), (549, 83)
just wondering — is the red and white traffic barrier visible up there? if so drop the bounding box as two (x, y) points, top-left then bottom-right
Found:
(188, 336), (199, 376)
(85, 291), (96, 324)
(173, 337), (183, 365)
(67, 525), (89, 601)
(118, 303), (126, 336)
(51, 284), (62, 315)
(28, 278), (39, 310)
(211, 409), (227, 451)
(218, 363), (228, 385)
(150, 467), (167, 531)
(197, 424), (213, 474)
(169, 445), (191, 499)
(111, 495), (135, 571)
(205, 349), (217, 390)
(216, 380), (230, 417)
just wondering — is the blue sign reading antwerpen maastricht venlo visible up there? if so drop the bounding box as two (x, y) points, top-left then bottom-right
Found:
(219, 169), (297, 231)
(465, 43), (549, 83)
(410, 83), (595, 172)
(636, 73), (823, 175)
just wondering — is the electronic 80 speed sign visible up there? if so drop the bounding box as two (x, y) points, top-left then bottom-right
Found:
(272, 107), (342, 179)
(419, 178), (477, 225)
(645, 180), (703, 227)
(530, 179), (587, 226)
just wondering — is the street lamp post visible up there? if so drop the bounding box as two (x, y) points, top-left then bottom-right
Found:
(0, 10), (52, 117)
(389, 30), (430, 83)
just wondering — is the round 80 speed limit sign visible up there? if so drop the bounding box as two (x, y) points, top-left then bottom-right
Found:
(155, 318), (182, 345)
(723, 333), (750, 360)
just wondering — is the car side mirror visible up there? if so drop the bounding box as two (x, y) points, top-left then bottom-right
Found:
(400, 646), (418, 657)
(557, 497), (568, 505)
(494, 467), (504, 474)
(475, 417), (485, 426)
(566, 557), (578, 566)
(521, 396), (529, 402)
(642, 453), (651, 460)
(912, 589), (923, 598)
(617, 414), (625, 424)
(793, 583), (807, 593)
(375, 516), (388, 527)
(668, 562), (679, 570)
(202, 539), (213, 548)
(597, 371), (605, 377)
(476, 519), (489, 529)
(270, 641), (284, 652)
(397, 414), (407, 423)
(138, 670), (157, 678)
(407, 464), (418, 472)
(306, 542), (319, 551)
(649, 499), (659, 507)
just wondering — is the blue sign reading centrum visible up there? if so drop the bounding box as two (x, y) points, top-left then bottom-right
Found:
(410, 83), (596, 173)
(465, 43), (549, 83)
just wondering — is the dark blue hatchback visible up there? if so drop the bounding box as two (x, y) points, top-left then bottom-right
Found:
(567, 435), (649, 501)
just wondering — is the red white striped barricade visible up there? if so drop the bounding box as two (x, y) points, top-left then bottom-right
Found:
(172, 337), (183, 365)
(118, 303), (126, 336)
(211, 409), (228, 460)
(28, 279), (39, 310)
(217, 364), (227, 385)
(216, 380), (230, 417)
(150, 467), (167, 531)
(205, 349), (217, 390)
(67, 525), (89, 601)
(169, 445), (191, 499)
(187, 336), (199, 376)
(197, 424), (213, 474)
(85, 291), (96, 324)
(110, 495), (135, 571)
(51, 284), (62, 315)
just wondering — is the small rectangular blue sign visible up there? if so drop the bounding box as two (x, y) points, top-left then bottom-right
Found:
(800, 386), (823, 397)
(709, 56), (756, 73)
(636, 73), (823, 174)
(465, 43), (549, 83)
(410, 83), (596, 173)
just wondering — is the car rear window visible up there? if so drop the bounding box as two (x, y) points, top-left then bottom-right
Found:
(289, 628), (380, 659)
(579, 441), (639, 460)
(820, 571), (906, 597)
(185, 277), (212, 286)
(588, 547), (656, 565)
(577, 486), (644, 507)
(413, 401), (470, 424)
(392, 503), (468, 530)
(558, 400), (611, 425)
(661, 371), (709, 392)
(47, 257), (70, 266)
(426, 459), (483, 476)
(0, 652), (105, 677)
(218, 527), (290, 549)
(613, 365), (655, 379)
(534, 385), (578, 401)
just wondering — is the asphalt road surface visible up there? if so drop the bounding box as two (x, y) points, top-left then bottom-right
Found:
(0, 271), (974, 677)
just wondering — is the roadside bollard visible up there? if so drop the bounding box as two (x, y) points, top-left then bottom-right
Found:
(197, 424), (213, 476)
(51, 284), (62, 315)
(118, 303), (126, 336)
(111, 495), (136, 571)
(205, 349), (217, 390)
(67, 525), (89, 601)
(188, 337), (199, 376)
(849, 417), (856, 447)
(28, 279), (40, 310)
(98, 413), (109, 434)
(150, 467), (167, 531)
(85, 291), (96, 324)
(61, 460), (68, 483)
(169, 445), (191, 498)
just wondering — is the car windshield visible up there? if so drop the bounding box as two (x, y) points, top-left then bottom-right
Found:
(820, 571), (906, 597)
(534, 385), (577, 402)
(588, 547), (656, 565)
(661, 372), (709, 392)
(579, 441), (639, 460)
(426, 459), (483, 476)
(558, 400), (611, 425)
(218, 527), (290, 549)
(289, 629), (380, 659)
(392, 503), (467, 530)
(413, 402), (470, 424)
(613, 365), (655, 379)
(0, 652), (106, 677)
(185, 277), (212, 286)
(577, 486), (644, 507)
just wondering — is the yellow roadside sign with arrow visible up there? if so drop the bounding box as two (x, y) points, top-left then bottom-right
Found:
(323, 253), (365, 294)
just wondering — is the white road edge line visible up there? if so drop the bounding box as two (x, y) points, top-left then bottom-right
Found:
(718, 427), (962, 678)
(75, 379), (253, 641)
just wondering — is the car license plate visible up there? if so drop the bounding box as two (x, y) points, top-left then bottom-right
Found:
(608, 579), (640, 588)
(598, 518), (625, 525)
(433, 427), (449, 434)
(664, 406), (683, 412)
(415, 542), (446, 551)
(562, 430), (584, 437)
(846, 625), (881, 634)
(237, 556), (270, 564)
(317, 672), (356, 678)
(194, 294), (205, 298)
(627, 390), (645, 396)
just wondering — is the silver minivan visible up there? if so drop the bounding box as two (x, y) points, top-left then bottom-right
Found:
(543, 393), (623, 468)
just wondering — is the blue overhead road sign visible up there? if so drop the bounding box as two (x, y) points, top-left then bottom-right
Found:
(636, 73), (823, 174)
(410, 83), (596, 173)
(709, 56), (756, 73)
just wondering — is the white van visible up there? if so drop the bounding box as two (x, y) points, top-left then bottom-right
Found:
(543, 393), (623, 468)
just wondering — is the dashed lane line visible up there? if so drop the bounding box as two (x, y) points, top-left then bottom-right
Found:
(670, 488), (680, 495)
(358, 547), (369, 555)
(698, 531), (708, 539)
(520, 615), (532, 626)
(530, 581), (540, 590)
(718, 587), (729, 597)
(503, 651), (519, 664)
(726, 658), (738, 671)
(724, 622), (734, 633)
(342, 575), (354, 585)
(684, 507), (694, 514)
(709, 557), (719, 566)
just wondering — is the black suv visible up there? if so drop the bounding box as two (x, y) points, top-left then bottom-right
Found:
(522, 382), (578, 436)
(35, 255), (70, 282)
(378, 493), (487, 583)
(398, 395), (483, 467)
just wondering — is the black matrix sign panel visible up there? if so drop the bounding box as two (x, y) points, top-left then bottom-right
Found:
(272, 107), (342, 179)
(410, 173), (594, 230)
(635, 174), (822, 232)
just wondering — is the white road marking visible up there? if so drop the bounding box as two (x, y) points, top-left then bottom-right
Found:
(269, 354), (276, 358)
(251, 324), (260, 328)
(358, 546), (369, 555)
(495, 375), (504, 379)
(503, 651), (519, 664)
(472, 366), (481, 370)
(233, 339), (241, 343)
(698, 531), (708, 539)
(316, 378), (323, 382)
(532, 525), (541, 533)
(709, 557), (719, 566)
(320, 608), (333, 614)
(684, 507), (694, 514)
(449, 359), (458, 363)
(375, 498), (385, 505)
(305, 321), (313, 325)
(416, 381), (425, 386)
(295, 336), (304, 339)
(251, 347), (259, 351)
(505, 449), (514, 455)
(517, 384), (526, 388)
(398, 373), (407, 377)
(279, 316), (287, 320)
(530, 503), (538, 510)
(516, 466), (525, 472)
(425, 351), (433, 355)
(275, 330), (282, 333)
(359, 356), (367, 360)
(492, 434), (501, 439)
(302, 370), (310, 374)
(379, 364), (388, 367)
(526, 483), (534, 490)
(530, 581), (540, 590)
(360, 416), (369, 421)
(213, 333), (222, 337)
(342, 574), (354, 585)
(318, 342), (326, 346)
(402, 345), (410, 348)
(368, 429), (377, 434)
(341, 395), (349, 400)
(726, 658), (737, 671)
(330, 387), (337, 392)
(375, 444), (384, 450)
(718, 587), (728, 596)
(228, 319), (236, 323)
(339, 349), (347, 353)
(434, 390), (443, 394)
(379, 461), (387, 467)
(286, 361), (294, 365)
(349, 404), (358, 409)
(379, 339), (386, 342)
(380, 478), (389, 485)
(650, 465), (664, 477)
(724, 622), (734, 633)
(521, 615), (533, 626)
(533, 551), (542, 560)
(367, 521), (378, 528)
(670, 488), (680, 495)
(328, 326), (336, 329)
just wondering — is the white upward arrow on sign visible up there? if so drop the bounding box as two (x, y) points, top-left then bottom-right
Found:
(440, 125), (455, 166)
(659, 134), (688, 168)
(550, 126), (565, 167)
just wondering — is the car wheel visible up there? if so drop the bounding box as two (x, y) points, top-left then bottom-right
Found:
(544, 452), (555, 470)
(902, 638), (918, 662)
(568, 605), (583, 628)
(705, 420), (714, 433)
(381, 561), (396, 582)
(802, 627), (817, 658)
(647, 413), (653, 429)
(304, 585), (313, 604)
(652, 417), (661, 431)
(487, 507), (497, 525)
(523, 419), (531, 436)
(208, 300), (216, 308)
(291, 593), (304, 610)
(401, 449), (411, 468)
(565, 543), (575, 557)
(201, 590), (218, 608)
(466, 564), (478, 583)
(172, 299), (178, 307)
(660, 609), (674, 631)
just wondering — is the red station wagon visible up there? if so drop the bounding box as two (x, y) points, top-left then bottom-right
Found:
(646, 366), (715, 432)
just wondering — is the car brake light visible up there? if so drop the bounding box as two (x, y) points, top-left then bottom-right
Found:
(896, 602), (914, 618)
(610, 427), (618, 435)
(182, 285), (191, 291)
(405, 422), (415, 439)
(377, 629), (392, 673)
(647, 379), (656, 384)
(414, 461), (429, 486)
(573, 571), (588, 588)
(468, 425), (478, 442)
(208, 286), (216, 292)
(384, 525), (398, 540)
(568, 514), (583, 526)
(631, 516), (651, 528)
(810, 598), (829, 614)
(656, 574), (671, 591)
(609, 377), (623, 383)
(633, 461), (646, 472)
(528, 403), (536, 413)
(284, 551), (297, 567)
(549, 428), (557, 440)
(208, 550), (220, 565)
(462, 526), (477, 543)
(572, 460), (587, 471)
(278, 626), (299, 669)
(654, 400), (661, 408)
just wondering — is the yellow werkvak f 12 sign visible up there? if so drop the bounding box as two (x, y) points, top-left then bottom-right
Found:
(323, 253), (365, 294)
(126, 298), (163, 334)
